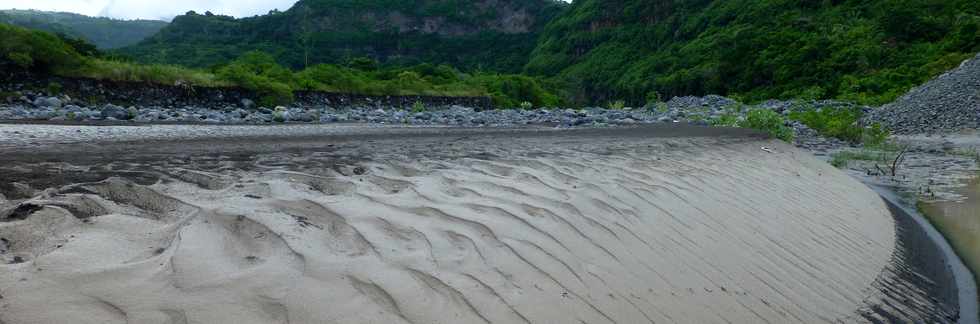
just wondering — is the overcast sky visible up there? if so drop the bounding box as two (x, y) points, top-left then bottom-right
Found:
(0, 0), (300, 21)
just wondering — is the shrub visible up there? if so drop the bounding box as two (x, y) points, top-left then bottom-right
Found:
(217, 51), (295, 106)
(608, 100), (626, 110)
(412, 100), (426, 113)
(45, 82), (63, 95)
(710, 113), (739, 127)
(788, 103), (892, 145)
(470, 74), (559, 108)
(862, 123), (891, 148)
(126, 107), (138, 120)
(520, 101), (533, 110)
(741, 109), (794, 142)
(0, 23), (83, 72)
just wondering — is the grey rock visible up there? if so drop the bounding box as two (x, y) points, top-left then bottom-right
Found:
(34, 97), (62, 108)
(101, 104), (129, 120)
(241, 99), (256, 110)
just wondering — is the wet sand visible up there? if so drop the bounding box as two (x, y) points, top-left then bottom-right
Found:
(0, 124), (969, 323)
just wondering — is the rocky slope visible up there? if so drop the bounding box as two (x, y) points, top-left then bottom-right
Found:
(119, 0), (566, 71)
(867, 53), (980, 134)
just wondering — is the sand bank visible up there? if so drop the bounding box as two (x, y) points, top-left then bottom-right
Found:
(0, 124), (965, 323)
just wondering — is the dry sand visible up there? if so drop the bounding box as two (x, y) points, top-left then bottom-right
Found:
(0, 124), (965, 323)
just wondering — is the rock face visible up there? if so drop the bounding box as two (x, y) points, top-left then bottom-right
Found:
(867, 53), (980, 134)
(100, 104), (129, 120)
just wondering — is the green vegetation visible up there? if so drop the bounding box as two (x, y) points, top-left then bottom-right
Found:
(527, 0), (980, 105)
(828, 138), (910, 169)
(412, 100), (426, 113)
(118, 0), (565, 72)
(6, 0), (980, 110)
(830, 149), (893, 168)
(786, 104), (890, 145)
(0, 9), (167, 49)
(1, 23), (559, 108)
(607, 100), (626, 110)
(710, 108), (794, 142)
(740, 109), (794, 142)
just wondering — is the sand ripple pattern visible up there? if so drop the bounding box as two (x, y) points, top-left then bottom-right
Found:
(0, 136), (958, 323)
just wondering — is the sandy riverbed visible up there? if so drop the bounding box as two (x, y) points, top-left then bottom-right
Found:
(0, 124), (966, 323)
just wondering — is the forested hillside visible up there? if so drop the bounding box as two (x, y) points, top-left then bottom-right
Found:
(526, 0), (980, 105)
(120, 0), (566, 72)
(0, 9), (167, 49)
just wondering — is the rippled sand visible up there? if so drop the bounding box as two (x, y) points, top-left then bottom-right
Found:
(0, 124), (963, 323)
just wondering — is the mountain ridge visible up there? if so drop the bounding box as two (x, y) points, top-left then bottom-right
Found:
(0, 9), (167, 49)
(119, 0), (567, 72)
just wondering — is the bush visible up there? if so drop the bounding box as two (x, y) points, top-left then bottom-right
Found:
(470, 74), (559, 108)
(788, 104), (891, 145)
(217, 51), (295, 106)
(412, 100), (426, 113)
(741, 109), (794, 142)
(608, 100), (626, 110)
(0, 23), (83, 72)
(710, 112), (739, 127)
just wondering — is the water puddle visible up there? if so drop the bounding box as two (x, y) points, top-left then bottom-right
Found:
(921, 176), (980, 300)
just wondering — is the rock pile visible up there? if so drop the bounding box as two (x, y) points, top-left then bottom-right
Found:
(0, 91), (856, 151)
(866, 53), (980, 134)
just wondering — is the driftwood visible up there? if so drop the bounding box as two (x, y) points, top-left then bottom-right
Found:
(889, 145), (911, 177)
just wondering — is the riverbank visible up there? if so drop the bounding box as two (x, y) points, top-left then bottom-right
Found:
(822, 131), (979, 322)
(0, 123), (965, 322)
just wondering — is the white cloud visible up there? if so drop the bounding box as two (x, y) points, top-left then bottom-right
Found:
(0, 0), (299, 21)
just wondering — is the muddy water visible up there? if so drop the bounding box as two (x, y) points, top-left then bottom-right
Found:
(921, 177), (980, 288)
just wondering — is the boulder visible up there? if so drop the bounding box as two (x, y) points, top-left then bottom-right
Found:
(101, 104), (129, 120)
(33, 97), (62, 109)
(241, 99), (256, 110)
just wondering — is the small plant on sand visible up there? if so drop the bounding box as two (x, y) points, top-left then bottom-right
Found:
(520, 101), (533, 110)
(412, 100), (426, 113)
(709, 112), (740, 127)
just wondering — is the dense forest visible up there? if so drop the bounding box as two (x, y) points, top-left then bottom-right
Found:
(4, 0), (980, 107)
(527, 0), (980, 105)
(0, 9), (167, 49)
(118, 0), (566, 72)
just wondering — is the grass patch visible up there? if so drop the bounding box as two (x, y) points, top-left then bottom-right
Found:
(829, 149), (893, 168)
(710, 108), (794, 142)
